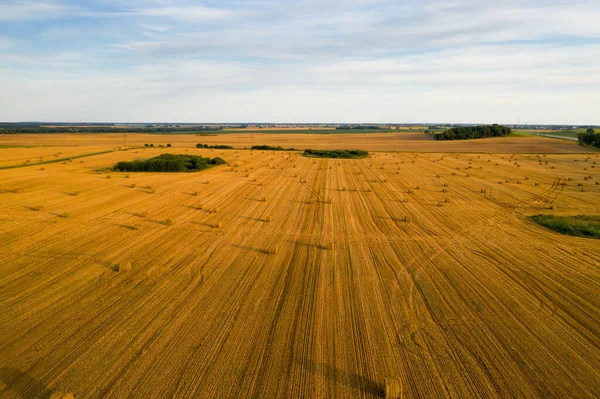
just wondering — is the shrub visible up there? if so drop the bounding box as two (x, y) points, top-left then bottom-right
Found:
(167, 143), (172, 147)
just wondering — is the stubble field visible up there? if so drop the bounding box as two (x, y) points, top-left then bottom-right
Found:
(1, 133), (599, 398)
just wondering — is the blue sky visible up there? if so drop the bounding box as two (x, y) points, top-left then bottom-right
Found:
(0, 0), (599, 123)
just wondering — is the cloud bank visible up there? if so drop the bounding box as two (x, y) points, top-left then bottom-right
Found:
(0, 0), (599, 123)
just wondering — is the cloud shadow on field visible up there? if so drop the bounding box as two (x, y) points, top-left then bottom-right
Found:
(295, 359), (385, 398)
(0, 367), (52, 399)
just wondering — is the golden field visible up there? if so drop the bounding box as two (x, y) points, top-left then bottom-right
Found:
(0, 133), (599, 398)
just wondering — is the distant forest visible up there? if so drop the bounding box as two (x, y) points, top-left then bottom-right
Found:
(433, 124), (512, 140)
(335, 125), (383, 130)
(0, 123), (221, 134)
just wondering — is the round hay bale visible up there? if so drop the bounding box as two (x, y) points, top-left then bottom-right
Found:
(117, 262), (131, 272)
(385, 378), (402, 399)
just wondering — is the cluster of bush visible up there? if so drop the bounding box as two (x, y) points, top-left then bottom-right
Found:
(531, 214), (600, 239)
(114, 154), (225, 172)
(302, 149), (369, 159)
(433, 124), (512, 140)
(196, 144), (234, 149)
(578, 128), (600, 149)
(251, 145), (296, 151)
(144, 143), (171, 148)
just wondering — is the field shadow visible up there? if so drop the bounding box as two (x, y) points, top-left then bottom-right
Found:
(376, 216), (410, 223)
(239, 215), (263, 222)
(147, 219), (168, 226)
(115, 223), (140, 231)
(295, 359), (385, 398)
(182, 205), (209, 212)
(190, 221), (215, 228)
(231, 244), (269, 254)
(95, 259), (118, 271)
(290, 200), (314, 205)
(127, 212), (148, 218)
(0, 367), (52, 399)
(49, 212), (69, 219)
(294, 241), (326, 250)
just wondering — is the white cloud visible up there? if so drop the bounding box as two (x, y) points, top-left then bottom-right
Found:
(1, 42), (599, 123)
(0, 1), (78, 21)
(0, 0), (599, 123)
(132, 5), (253, 21)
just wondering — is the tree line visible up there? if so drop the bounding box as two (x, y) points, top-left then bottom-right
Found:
(302, 149), (369, 159)
(251, 145), (297, 151)
(114, 154), (225, 172)
(433, 124), (512, 140)
(578, 128), (600, 149)
(196, 144), (234, 149)
(0, 124), (221, 134)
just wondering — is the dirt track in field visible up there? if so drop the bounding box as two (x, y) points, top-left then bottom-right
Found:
(1, 135), (599, 398)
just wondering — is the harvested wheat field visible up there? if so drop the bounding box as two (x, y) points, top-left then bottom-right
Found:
(1, 134), (599, 398)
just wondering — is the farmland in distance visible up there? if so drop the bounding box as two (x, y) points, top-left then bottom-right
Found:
(0, 133), (599, 398)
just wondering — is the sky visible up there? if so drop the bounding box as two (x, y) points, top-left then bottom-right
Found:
(0, 0), (599, 124)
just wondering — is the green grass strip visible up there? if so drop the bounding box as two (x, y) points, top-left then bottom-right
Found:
(530, 214), (600, 239)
